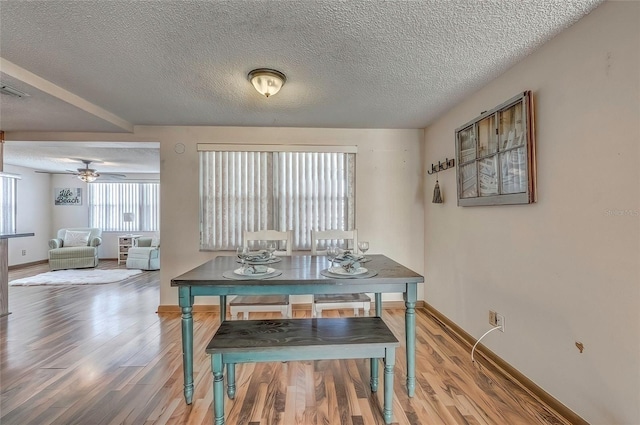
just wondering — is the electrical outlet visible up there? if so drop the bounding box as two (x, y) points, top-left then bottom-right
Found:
(21, 249), (26, 256)
(489, 310), (497, 326)
(496, 313), (505, 332)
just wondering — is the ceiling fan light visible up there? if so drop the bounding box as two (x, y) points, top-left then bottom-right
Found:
(248, 68), (286, 98)
(77, 171), (99, 183)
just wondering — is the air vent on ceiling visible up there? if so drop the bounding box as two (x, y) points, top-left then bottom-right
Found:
(0, 84), (30, 98)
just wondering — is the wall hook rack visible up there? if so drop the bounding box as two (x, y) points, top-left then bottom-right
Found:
(427, 158), (455, 175)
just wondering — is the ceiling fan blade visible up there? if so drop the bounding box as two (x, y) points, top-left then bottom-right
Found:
(35, 170), (74, 174)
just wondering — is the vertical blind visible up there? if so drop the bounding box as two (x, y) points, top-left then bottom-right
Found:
(0, 174), (18, 234)
(200, 150), (355, 251)
(88, 183), (160, 232)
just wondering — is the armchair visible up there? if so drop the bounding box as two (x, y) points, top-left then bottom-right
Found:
(126, 237), (160, 270)
(48, 228), (102, 271)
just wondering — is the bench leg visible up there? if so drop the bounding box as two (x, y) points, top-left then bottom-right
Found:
(212, 354), (225, 425)
(227, 363), (236, 399)
(384, 348), (396, 424)
(370, 358), (379, 392)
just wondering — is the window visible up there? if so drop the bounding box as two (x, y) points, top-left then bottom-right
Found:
(0, 173), (18, 234)
(88, 183), (160, 232)
(199, 147), (355, 251)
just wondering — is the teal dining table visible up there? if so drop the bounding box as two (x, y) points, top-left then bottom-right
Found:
(171, 254), (424, 404)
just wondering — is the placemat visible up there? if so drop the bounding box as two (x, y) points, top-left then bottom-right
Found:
(222, 269), (283, 280)
(320, 269), (378, 279)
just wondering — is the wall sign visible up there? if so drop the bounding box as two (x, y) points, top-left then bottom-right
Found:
(54, 188), (82, 206)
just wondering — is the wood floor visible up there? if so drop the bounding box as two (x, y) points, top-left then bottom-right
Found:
(1, 261), (571, 425)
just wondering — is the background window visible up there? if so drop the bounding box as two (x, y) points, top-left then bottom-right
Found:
(88, 183), (159, 232)
(200, 150), (355, 251)
(0, 173), (18, 234)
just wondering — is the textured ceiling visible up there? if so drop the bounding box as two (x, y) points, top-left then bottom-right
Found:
(0, 0), (604, 172)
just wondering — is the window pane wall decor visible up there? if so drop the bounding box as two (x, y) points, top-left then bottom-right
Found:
(455, 91), (536, 206)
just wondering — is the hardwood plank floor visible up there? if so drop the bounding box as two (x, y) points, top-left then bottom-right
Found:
(1, 261), (571, 425)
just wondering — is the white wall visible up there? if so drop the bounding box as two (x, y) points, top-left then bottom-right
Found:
(5, 164), (50, 265)
(423, 2), (639, 424)
(133, 126), (425, 307)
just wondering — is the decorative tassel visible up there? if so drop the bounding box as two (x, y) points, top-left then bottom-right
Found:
(432, 179), (443, 203)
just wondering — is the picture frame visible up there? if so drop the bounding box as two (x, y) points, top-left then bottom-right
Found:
(54, 187), (82, 206)
(454, 91), (536, 206)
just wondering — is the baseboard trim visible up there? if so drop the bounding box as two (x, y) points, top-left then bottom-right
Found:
(421, 303), (588, 425)
(8, 259), (48, 270)
(157, 300), (420, 315)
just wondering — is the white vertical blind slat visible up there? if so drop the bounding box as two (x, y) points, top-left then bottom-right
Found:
(200, 150), (354, 251)
(88, 183), (159, 232)
(0, 176), (17, 234)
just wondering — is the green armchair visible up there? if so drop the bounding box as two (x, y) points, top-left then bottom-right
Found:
(48, 228), (102, 271)
(126, 237), (160, 270)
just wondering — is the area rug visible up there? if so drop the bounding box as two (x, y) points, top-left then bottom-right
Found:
(9, 269), (143, 286)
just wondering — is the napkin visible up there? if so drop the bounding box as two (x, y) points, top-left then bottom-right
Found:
(243, 264), (269, 275)
(244, 250), (272, 262)
(337, 252), (363, 274)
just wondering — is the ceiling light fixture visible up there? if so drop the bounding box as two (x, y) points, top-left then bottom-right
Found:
(247, 68), (286, 98)
(77, 170), (99, 183)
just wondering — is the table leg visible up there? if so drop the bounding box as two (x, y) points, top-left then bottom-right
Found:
(179, 287), (194, 404)
(370, 292), (383, 385)
(370, 358), (379, 392)
(404, 284), (417, 397)
(220, 295), (227, 322)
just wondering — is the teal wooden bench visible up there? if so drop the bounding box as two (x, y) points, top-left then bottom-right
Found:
(206, 317), (399, 425)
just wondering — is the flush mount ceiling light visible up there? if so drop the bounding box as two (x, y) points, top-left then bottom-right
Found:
(247, 68), (286, 98)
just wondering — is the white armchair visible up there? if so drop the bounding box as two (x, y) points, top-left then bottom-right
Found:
(48, 228), (102, 271)
(126, 237), (160, 270)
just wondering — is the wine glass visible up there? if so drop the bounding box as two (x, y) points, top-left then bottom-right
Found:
(267, 242), (277, 257)
(236, 246), (248, 270)
(357, 241), (369, 257)
(326, 245), (338, 268)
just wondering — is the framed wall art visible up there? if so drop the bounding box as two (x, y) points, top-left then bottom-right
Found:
(455, 91), (536, 206)
(54, 188), (82, 206)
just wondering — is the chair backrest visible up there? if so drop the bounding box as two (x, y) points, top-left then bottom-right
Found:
(56, 228), (102, 247)
(311, 229), (358, 255)
(56, 228), (102, 241)
(243, 230), (292, 255)
(136, 237), (160, 248)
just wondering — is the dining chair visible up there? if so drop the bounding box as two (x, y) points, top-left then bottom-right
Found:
(229, 230), (293, 320)
(311, 229), (371, 318)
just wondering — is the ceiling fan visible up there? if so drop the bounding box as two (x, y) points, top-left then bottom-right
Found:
(36, 159), (126, 182)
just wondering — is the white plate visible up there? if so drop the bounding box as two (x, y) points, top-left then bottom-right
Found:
(329, 266), (368, 276)
(233, 267), (275, 276)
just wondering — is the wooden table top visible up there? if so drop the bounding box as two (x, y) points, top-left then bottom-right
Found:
(171, 254), (423, 288)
